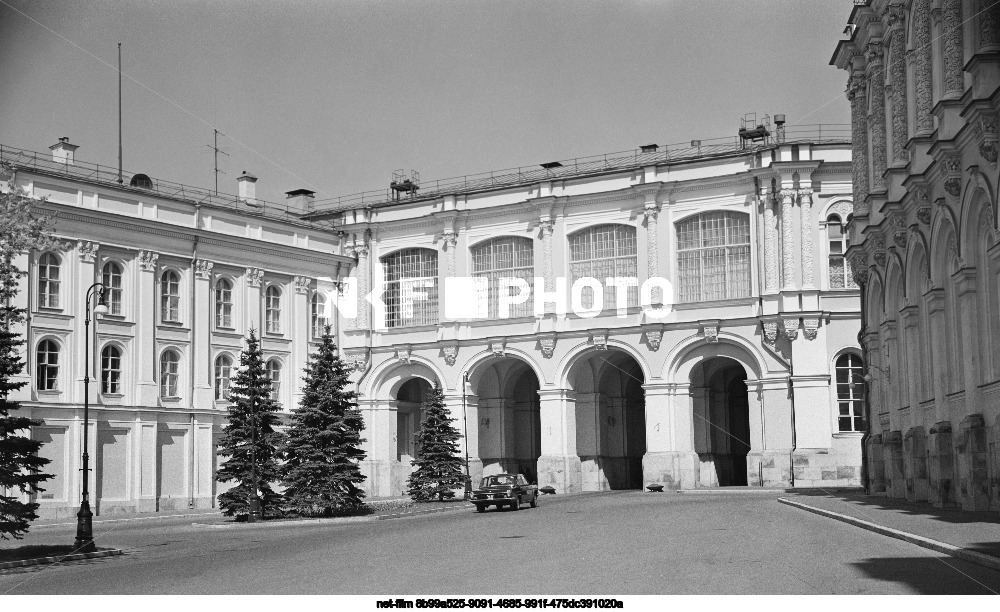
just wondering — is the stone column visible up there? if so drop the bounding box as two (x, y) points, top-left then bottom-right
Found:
(943, 0), (965, 99)
(192, 260), (214, 409)
(977, 0), (1000, 52)
(799, 189), (814, 289)
(763, 193), (778, 292)
(888, 3), (909, 165)
(642, 383), (699, 489)
(136, 250), (159, 406)
(441, 231), (457, 322)
(359, 399), (400, 498)
(866, 42), (888, 191)
(540, 218), (554, 293)
(536, 389), (581, 494)
(780, 189), (796, 290)
(848, 76), (871, 212)
(245, 268), (264, 334)
(444, 391), (481, 486)
(643, 204), (661, 305)
(354, 244), (370, 329)
(291, 276), (311, 409)
(912, 0), (934, 136)
(75, 241), (99, 405)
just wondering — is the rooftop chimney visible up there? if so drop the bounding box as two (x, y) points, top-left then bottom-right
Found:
(285, 188), (315, 213)
(49, 137), (79, 165)
(237, 171), (258, 205)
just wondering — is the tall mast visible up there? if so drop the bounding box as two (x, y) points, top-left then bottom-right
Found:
(117, 42), (123, 185)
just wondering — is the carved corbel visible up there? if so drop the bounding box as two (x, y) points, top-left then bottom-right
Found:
(538, 334), (556, 359)
(975, 114), (999, 166)
(942, 154), (962, 197)
(802, 317), (820, 341)
(343, 349), (369, 373)
(138, 250), (159, 271)
(590, 330), (609, 351)
(762, 320), (779, 345)
(195, 259), (214, 279)
(443, 343), (459, 366)
(246, 268), (265, 288)
(781, 317), (800, 341)
(643, 325), (664, 352)
(77, 241), (99, 263)
(700, 321), (720, 343)
(396, 345), (412, 364)
(294, 276), (311, 294)
(489, 338), (506, 357)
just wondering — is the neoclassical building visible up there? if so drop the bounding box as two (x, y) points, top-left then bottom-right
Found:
(4, 126), (860, 518)
(833, 0), (1000, 512)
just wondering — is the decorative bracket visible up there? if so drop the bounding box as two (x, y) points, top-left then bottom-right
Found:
(699, 320), (720, 343)
(443, 343), (459, 366)
(77, 241), (99, 263)
(780, 317), (799, 341)
(489, 338), (506, 357)
(538, 334), (556, 359)
(590, 330), (609, 351)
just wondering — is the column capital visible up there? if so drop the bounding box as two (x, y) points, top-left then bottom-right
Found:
(293, 275), (311, 294)
(194, 259), (214, 280)
(246, 268), (265, 288)
(138, 250), (159, 271)
(77, 241), (99, 263)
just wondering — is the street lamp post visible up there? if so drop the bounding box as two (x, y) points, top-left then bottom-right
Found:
(75, 282), (108, 553)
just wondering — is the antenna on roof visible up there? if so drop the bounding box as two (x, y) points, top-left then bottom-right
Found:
(117, 42), (123, 185)
(206, 128), (230, 195)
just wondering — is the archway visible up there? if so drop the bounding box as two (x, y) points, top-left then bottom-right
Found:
(396, 378), (432, 485)
(689, 357), (750, 487)
(566, 349), (647, 490)
(469, 357), (541, 483)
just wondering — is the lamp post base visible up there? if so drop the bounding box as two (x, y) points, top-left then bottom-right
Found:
(248, 496), (262, 523)
(74, 502), (96, 553)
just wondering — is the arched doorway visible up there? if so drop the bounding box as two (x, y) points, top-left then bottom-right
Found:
(396, 378), (432, 486)
(566, 349), (647, 490)
(690, 357), (751, 486)
(470, 358), (541, 483)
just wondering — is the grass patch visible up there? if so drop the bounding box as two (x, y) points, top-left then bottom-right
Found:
(0, 544), (113, 563)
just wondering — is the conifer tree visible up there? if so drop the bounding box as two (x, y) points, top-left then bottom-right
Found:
(280, 330), (367, 515)
(406, 384), (465, 502)
(0, 180), (57, 539)
(216, 328), (285, 517)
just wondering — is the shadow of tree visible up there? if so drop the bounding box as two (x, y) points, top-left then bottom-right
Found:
(849, 556), (1000, 594)
(787, 489), (1000, 526)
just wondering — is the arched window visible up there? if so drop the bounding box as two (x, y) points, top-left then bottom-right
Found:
(835, 353), (865, 432)
(161, 270), (181, 322)
(36, 339), (59, 390)
(38, 253), (61, 309)
(101, 261), (124, 315)
(160, 349), (180, 398)
(266, 359), (282, 403)
(382, 248), (439, 328)
(100, 345), (122, 394)
(311, 292), (329, 338)
(827, 214), (858, 289)
(214, 354), (232, 401)
(568, 224), (638, 311)
(215, 278), (233, 328)
(676, 211), (751, 302)
(265, 285), (282, 333)
(472, 236), (535, 318)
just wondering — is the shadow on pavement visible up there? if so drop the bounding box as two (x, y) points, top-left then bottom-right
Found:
(788, 489), (1000, 526)
(849, 556), (1000, 594)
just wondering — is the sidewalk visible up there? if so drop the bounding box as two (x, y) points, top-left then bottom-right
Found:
(780, 489), (1000, 571)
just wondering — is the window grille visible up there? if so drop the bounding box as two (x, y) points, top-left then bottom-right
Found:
(215, 278), (233, 328)
(472, 237), (534, 318)
(101, 261), (123, 315)
(827, 215), (857, 289)
(382, 249), (439, 328)
(36, 339), (59, 390)
(161, 270), (181, 322)
(836, 353), (865, 432)
(311, 292), (329, 338)
(160, 350), (180, 397)
(676, 212), (751, 303)
(38, 253), (61, 309)
(101, 345), (122, 394)
(265, 285), (282, 333)
(214, 354), (232, 401)
(266, 359), (281, 403)
(568, 224), (638, 312)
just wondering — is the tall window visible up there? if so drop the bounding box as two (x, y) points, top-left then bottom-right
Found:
(472, 237), (534, 318)
(101, 261), (124, 315)
(569, 224), (638, 311)
(160, 349), (180, 397)
(36, 339), (59, 390)
(214, 354), (232, 401)
(266, 359), (281, 403)
(100, 345), (122, 394)
(161, 270), (181, 322)
(311, 292), (329, 338)
(382, 249), (439, 328)
(38, 253), (61, 309)
(828, 214), (858, 289)
(676, 211), (751, 303)
(215, 278), (233, 328)
(265, 285), (282, 333)
(836, 353), (865, 432)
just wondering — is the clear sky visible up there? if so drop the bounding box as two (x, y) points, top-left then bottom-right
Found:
(0, 0), (853, 206)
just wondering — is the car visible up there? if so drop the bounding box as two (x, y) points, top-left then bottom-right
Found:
(470, 474), (538, 512)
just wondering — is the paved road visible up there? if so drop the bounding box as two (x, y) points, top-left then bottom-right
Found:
(2, 491), (998, 594)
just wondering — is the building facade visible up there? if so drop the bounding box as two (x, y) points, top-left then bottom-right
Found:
(833, 0), (1000, 512)
(3, 126), (861, 518)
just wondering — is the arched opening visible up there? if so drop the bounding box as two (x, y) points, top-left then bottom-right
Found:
(470, 357), (541, 483)
(690, 357), (750, 487)
(396, 378), (433, 481)
(566, 349), (647, 490)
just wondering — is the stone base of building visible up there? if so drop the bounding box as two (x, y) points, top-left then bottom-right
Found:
(641, 452), (699, 489)
(790, 448), (862, 487)
(537, 454), (583, 495)
(361, 459), (404, 498)
(36, 495), (215, 520)
(746, 450), (792, 487)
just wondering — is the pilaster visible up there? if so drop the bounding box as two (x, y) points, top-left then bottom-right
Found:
(192, 259), (213, 409)
(136, 250), (159, 405)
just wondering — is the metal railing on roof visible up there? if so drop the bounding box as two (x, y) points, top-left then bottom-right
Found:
(307, 123), (850, 215)
(0, 144), (333, 231)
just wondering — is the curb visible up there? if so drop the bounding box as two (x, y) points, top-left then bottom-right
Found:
(777, 497), (1000, 572)
(0, 548), (124, 571)
(376, 503), (474, 520)
(191, 503), (474, 528)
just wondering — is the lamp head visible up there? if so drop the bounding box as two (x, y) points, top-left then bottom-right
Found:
(94, 289), (109, 316)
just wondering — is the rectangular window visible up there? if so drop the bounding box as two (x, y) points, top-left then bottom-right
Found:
(676, 212), (751, 303)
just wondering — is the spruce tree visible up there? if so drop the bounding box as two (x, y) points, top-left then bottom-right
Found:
(0, 181), (57, 539)
(280, 330), (367, 516)
(216, 328), (285, 518)
(406, 384), (465, 502)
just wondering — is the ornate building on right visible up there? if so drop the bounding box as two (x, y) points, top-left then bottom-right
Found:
(832, 0), (1000, 512)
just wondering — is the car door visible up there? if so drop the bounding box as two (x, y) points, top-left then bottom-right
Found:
(516, 475), (529, 505)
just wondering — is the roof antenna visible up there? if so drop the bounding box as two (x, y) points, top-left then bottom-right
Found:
(206, 128), (230, 195)
(117, 42), (123, 185)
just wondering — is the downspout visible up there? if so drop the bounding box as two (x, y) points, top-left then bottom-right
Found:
(758, 298), (795, 487)
(858, 277), (871, 495)
(188, 230), (200, 509)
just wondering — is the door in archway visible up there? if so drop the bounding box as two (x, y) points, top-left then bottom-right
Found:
(694, 358), (751, 487)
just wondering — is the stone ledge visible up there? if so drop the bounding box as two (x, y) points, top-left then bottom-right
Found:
(0, 548), (123, 571)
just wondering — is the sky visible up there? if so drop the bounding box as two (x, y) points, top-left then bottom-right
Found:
(0, 0), (854, 206)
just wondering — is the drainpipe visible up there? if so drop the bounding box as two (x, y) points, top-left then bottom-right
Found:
(188, 232), (200, 509)
(858, 278), (871, 495)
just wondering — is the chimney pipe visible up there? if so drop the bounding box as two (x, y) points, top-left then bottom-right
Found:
(50, 137), (79, 165)
(285, 188), (315, 213)
(237, 171), (258, 205)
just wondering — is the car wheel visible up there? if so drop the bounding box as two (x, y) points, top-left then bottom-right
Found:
(512, 495), (521, 510)
(475, 504), (485, 513)
(530, 493), (538, 508)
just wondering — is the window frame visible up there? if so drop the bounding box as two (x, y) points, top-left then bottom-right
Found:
(826, 213), (858, 290)
(264, 284), (282, 334)
(35, 338), (60, 391)
(159, 348), (181, 398)
(835, 352), (865, 433)
(567, 224), (638, 312)
(471, 236), (535, 319)
(381, 248), (439, 328)
(674, 211), (752, 303)
(100, 343), (123, 395)
(265, 358), (282, 403)
(160, 269), (182, 323)
(311, 291), (329, 339)
(37, 252), (62, 310)
(215, 277), (234, 329)
(101, 260), (125, 316)
(214, 353), (233, 401)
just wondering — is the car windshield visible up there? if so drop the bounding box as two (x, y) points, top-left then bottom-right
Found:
(481, 476), (515, 487)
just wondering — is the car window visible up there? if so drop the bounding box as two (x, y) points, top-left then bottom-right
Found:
(517, 475), (527, 486)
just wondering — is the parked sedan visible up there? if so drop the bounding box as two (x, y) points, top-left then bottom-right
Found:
(470, 474), (538, 512)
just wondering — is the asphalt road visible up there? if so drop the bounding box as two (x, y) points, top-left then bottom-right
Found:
(2, 491), (999, 595)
